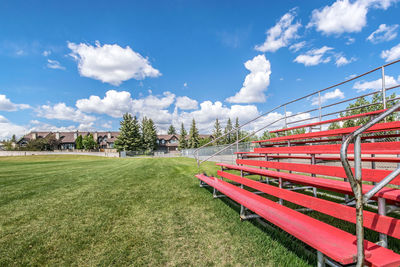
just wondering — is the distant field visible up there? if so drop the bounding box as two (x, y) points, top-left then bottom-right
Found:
(0, 155), (317, 266)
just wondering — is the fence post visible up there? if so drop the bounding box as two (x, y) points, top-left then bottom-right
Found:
(284, 105), (287, 128)
(236, 127), (239, 153)
(382, 66), (387, 110)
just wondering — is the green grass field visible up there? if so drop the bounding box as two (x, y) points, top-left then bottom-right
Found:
(0, 155), (317, 266)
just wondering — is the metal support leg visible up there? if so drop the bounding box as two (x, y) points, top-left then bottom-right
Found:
(265, 154), (270, 184)
(278, 177), (283, 205)
(378, 198), (388, 248)
(317, 251), (326, 267)
(311, 154), (318, 197)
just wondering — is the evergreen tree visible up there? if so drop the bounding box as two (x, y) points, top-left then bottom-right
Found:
(260, 130), (277, 141)
(234, 117), (241, 141)
(188, 119), (200, 148)
(82, 134), (97, 150)
(11, 134), (16, 143)
(115, 113), (142, 152)
(142, 117), (158, 151)
(178, 123), (188, 150)
(223, 118), (233, 144)
(167, 125), (177, 135)
(75, 135), (83, 149)
(213, 118), (223, 145)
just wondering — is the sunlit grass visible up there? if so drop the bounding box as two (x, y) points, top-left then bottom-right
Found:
(0, 155), (313, 266)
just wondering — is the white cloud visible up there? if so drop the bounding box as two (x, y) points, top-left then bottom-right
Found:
(226, 55), (271, 103)
(308, 0), (398, 35)
(183, 82), (188, 87)
(294, 46), (333, 66)
(47, 59), (65, 70)
(289, 41), (306, 52)
(346, 37), (355, 45)
(76, 90), (135, 118)
(367, 24), (399, 43)
(68, 41), (161, 86)
(101, 121), (112, 129)
(255, 9), (301, 52)
(42, 50), (51, 57)
(312, 89), (344, 106)
(175, 96), (198, 110)
(353, 75), (400, 92)
(0, 95), (30, 111)
(381, 43), (400, 62)
(36, 103), (96, 123)
(335, 55), (356, 66)
(0, 115), (27, 140)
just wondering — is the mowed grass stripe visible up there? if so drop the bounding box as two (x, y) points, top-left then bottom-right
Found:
(0, 155), (312, 266)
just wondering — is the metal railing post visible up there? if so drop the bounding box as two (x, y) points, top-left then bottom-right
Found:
(382, 66), (387, 109)
(236, 127), (239, 153)
(284, 105), (288, 128)
(354, 135), (365, 267)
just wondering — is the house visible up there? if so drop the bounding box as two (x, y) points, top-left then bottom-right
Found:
(18, 131), (119, 151)
(156, 134), (213, 152)
(17, 131), (213, 152)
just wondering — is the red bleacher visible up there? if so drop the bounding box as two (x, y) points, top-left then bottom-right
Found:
(195, 108), (400, 266)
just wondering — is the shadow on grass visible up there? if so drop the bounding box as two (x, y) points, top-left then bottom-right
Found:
(202, 186), (316, 266)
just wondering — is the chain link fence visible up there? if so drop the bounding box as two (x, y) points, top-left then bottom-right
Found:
(181, 141), (260, 165)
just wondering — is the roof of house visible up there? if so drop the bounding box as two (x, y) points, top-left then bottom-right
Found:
(18, 131), (213, 144)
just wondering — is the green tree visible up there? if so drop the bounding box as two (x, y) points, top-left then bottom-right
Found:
(198, 137), (212, 147)
(114, 113), (142, 151)
(188, 119), (200, 148)
(11, 134), (16, 143)
(328, 121), (341, 130)
(142, 117), (158, 151)
(223, 118), (233, 144)
(234, 117), (242, 141)
(167, 125), (176, 135)
(213, 118), (223, 145)
(75, 135), (83, 149)
(260, 130), (277, 141)
(178, 123), (188, 150)
(82, 134), (97, 150)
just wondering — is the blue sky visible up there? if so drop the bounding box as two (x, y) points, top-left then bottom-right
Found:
(1, 0), (400, 138)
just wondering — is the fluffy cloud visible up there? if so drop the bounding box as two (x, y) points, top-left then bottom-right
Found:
(289, 41), (306, 52)
(294, 46), (333, 66)
(335, 55), (356, 67)
(311, 89), (344, 106)
(36, 103), (96, 123)
(353, 75), (400, 92)
(381, 43), (400, 62)
(68, 41), (161, 86)
(175, 96), (198, 110)
(47, 59), (65, 70)
(255, 9), (301, 52)
(308, 0), (397, 35)
(226, 55), (271, 103)
(0, 94), (30, 111)
(76, 90), (134, 118)
(0, 115), (27, 139)
(367, 24), (399, 43)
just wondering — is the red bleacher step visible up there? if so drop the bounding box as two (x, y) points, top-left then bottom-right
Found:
(236, 159), (400, 185)
(196, 174), (368, 265)
(253, 142), (400, 155)
(217, 163), (400, 203)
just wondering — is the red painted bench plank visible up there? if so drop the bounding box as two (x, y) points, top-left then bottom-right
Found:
(270, 109), (388, 134)
(254, 142), (400, 155)
(217, 170), (400, 239)
(236, 159), (399, 185)
(254, 121), (400, 143)
(196, 174), (366, 264)
(235, 153), (400, 163)
(216, 163), (400, 202)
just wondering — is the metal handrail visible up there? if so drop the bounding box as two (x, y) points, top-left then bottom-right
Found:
(340, 101), (400, 267)
(194, 59), (400, 168)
